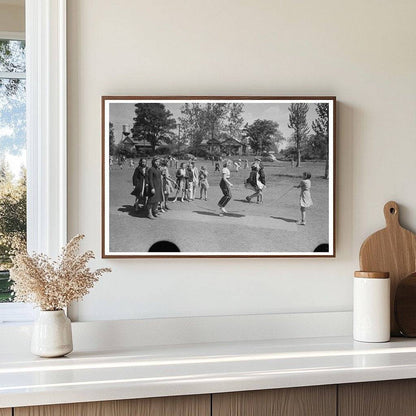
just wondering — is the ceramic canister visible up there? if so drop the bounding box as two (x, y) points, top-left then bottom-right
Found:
(353, 271), (390, 343)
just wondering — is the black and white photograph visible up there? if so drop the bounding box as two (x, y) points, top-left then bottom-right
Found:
(102, 97), (335, 257)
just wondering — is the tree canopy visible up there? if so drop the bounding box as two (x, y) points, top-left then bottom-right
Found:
(312, 103), (330, 178)
(131, 104), (176, 152)
(109, 122), (116, 156)
(288, 103), (310, 167)
(0, 160), (26, 270)
(179, 103), (244, 147)
(244, 119), (282, 155)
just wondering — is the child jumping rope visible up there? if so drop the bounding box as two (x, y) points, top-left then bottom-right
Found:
(294, 172), (313, 225)
(245, 165), (265, 203)
(218, 161), (233, 216)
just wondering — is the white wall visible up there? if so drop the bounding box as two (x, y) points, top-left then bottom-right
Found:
(67, 0), (416, 322)
(0, 3), (24, 32)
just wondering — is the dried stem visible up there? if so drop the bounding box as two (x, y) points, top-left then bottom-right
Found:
(10, 234), (111, 310)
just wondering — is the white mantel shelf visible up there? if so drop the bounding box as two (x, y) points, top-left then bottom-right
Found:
(2, 336), (416, 408)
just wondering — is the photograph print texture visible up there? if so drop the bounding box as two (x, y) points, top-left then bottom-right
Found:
(102, 96), (335, 257)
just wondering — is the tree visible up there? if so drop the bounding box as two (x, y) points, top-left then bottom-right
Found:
(178, 103), (206, 147)
(312, 103), (329, 178)
(225, 103), (244, 138)
(244, 119), (281, 155)
(288, 103), (310, 167)
(0, 159), (13, 184)
(302, 134), (326, 160)
(171, 122), (189, 153)
(179, 103), (236, 148)
(203, 103), (229, 143)
(109, 122), (116, 156)
(0, 161), (26, 271)
(131, 104), (176, 153)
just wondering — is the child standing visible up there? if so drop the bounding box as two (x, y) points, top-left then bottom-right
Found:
(185, 164), (194, 201)
(294, 172), (313, 225)
(199, 166), (209, 200)
(173, 162), (187, 202)
(160, 161), (176, 211)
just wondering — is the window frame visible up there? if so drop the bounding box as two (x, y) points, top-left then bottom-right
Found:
(0, 0), (67, 323)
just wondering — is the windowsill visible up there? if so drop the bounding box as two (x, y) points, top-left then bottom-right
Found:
(0, 302), (35, 324)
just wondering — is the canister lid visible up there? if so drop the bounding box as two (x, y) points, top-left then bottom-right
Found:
(354, 271), (389, 279)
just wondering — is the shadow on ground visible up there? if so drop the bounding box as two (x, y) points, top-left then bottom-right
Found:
(118, 205), (148, 218)
(270, 216), (297, 223)
(224, 212), (246, 218)
(193, 210), (245, 218)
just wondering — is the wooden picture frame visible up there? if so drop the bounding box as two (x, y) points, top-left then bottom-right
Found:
(102, 96), (336, 258)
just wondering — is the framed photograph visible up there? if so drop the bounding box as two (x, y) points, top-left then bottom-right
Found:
(102, 96), (336, 258)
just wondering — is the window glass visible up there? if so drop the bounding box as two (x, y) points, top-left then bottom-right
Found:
(0, 39), (26, 73)
(0, 39), (26, 303)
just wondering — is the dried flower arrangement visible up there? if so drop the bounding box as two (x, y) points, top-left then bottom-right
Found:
(10, 234), (111, 311)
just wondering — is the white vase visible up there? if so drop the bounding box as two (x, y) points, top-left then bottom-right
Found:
(31, 310), (73, 357)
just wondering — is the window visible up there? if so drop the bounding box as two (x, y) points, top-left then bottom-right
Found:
(0, 34), (26, 306)
(0, 0), (67, 324)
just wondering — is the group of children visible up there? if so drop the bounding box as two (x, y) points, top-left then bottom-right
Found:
(172, 162), (210, 203)
(130, 156), (313, 224)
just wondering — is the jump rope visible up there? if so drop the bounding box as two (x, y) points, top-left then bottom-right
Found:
(275, 186), (296, 202)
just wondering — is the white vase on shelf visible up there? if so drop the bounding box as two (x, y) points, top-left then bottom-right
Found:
(31, 310), (73, 358)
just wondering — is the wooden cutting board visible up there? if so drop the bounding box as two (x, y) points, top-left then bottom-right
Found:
(359, 201), (416, 336)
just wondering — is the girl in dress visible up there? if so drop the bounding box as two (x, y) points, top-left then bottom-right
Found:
(173, 162), (187, 202)
(160, 161), (176, 211)
(199, 166), (209, 200)
(294, 172), (313, 225)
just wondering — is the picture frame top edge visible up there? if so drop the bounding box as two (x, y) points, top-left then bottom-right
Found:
(101, 95), (337, 101)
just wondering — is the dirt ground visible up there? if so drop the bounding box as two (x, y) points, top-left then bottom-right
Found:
(108, 158), (330, 254)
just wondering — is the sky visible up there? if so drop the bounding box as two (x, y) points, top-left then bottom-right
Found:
(109, 101), (320, 148)
(0, 40), (26, 181)
(0, 104), (26, 181)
